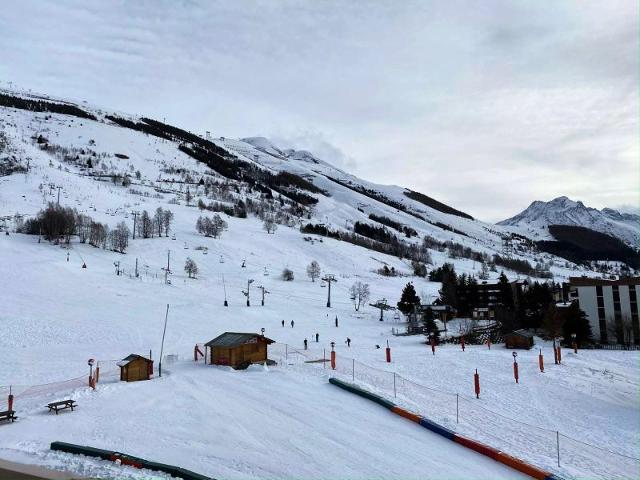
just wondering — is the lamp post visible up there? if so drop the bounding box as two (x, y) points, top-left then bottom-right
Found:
(512, 351), (519, 384)
(571, 333), (577, 354)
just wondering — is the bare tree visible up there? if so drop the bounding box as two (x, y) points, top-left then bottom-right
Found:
(76, 214), (92, 243)
(139, 210), (153, 238)
(196, 214), (227, 238)
(89, 221), (108, 248)
(306, 260), (321, 282)
(109, 221), (130, 253)
(162, 209), (174, 237)
(263, 215), (278, 234)
(349, 281), (370, 311)
(185, 187), (193, 206)
(153, 207), (164, 237)
(185, 257), (198, 278)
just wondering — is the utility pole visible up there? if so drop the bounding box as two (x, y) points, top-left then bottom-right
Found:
(242, 279), (255, 306)
(257, 285), (270, 306)
(131, 211), (139, 239)
(56, 186), (62, 205)
(158, 304), (169, 377)
(135, 258), (139, 278)
(322, 274), (337, 308)
(114, 261), (121, 276)
(162, 250), (171, 284)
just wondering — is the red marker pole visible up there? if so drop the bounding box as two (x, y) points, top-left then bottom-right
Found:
(512, 352), (519, 384)
(553, 341), (558, 365)
(331, 351), (336, 370)
(538, 349), (544, 373)
(430, 336), (436, 355)
(474, 369), (480, 399)
(557, 346), (562, 364)
(386, 340), (391, 363)
(487, 338), (491, 350)
(7, 386), (13, 412)
(461, 336), (465, 352)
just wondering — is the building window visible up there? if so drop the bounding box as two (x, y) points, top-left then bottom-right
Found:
(596, 286), (607, 343)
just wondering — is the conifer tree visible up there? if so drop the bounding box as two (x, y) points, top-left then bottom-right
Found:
(397, 282), (421, 316)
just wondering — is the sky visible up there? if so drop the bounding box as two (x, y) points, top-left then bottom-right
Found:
(0, 0), (637, 221)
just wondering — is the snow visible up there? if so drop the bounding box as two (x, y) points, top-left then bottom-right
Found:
(498, 196), (640, 247)
(1, 99), (638, 479)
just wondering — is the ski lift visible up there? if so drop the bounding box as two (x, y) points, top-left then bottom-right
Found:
(219, 255), (225, 263)
(263, 267), (269, 276)
(203, 248), (208, 255)
(184, 242), (188, 250)
(171, 234), (176, 240)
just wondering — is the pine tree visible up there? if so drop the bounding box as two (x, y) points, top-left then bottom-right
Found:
(423, 307), (440, 341)
(397, 282), (421, 316)
(561, 302), (593, 345)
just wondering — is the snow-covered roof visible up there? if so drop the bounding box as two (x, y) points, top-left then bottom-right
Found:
(205, 332), (274, 348)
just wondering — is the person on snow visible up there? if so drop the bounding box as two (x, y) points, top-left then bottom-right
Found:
(315, 332), (319, 342)
(281, 320), (285, 327)
(335, 316), (339, 327)
(291, 320), (295, 328)
(346, 337), (351, 347)
(304, 338), (308, 350)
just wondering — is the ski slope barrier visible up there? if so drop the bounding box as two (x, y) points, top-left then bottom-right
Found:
(328, 378), (562, 480)
(50, 442), (212, 480)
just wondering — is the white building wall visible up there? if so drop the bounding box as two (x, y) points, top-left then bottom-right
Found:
(619, 286), (631, 320)
(603, 286), (615, 326)
(576, 286), (599, 339)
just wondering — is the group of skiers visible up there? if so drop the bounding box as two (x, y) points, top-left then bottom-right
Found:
(279, 316), (350, 351)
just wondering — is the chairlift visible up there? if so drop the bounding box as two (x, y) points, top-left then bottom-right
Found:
(171, 234), (176, 240)
(219, 255), (225, 263)
(184, 242), (189, 250)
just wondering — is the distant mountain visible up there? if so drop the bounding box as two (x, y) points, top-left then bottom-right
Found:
(498, 196), (639, 247)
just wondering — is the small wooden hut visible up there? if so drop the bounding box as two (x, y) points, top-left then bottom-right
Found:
(205, 332), (274, 369)
(504, 329), (534, 350)
(118, 354), (153, 382)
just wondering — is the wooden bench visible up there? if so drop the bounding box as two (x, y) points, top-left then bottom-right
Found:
(46, 400), (76, 415)
(0, 410), (17, 423)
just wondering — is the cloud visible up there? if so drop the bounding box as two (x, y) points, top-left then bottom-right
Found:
(0, 0), (636, 221)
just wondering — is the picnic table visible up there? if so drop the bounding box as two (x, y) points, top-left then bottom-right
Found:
(46, 400), (76, 415)
(0, 410), (17, 422)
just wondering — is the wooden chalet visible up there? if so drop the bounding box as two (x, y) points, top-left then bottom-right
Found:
(504, 329), (535, 350)
(205, 332), (274, 369)
(117, 354), (153, 382)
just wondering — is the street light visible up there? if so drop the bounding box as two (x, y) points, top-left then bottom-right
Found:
(261, 327), (265, 336)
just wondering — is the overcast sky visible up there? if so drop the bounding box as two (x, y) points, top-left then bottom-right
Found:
(1, 0), (637, 221)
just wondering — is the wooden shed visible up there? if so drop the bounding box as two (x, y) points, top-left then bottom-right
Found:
(205, 332), (274, 369)
(117, 354), (153, 382)
(504, 329), (534, 350)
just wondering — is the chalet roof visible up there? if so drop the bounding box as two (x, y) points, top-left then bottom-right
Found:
(507, 329), (535, 338)
(117, 354), (152, 367)
(205, 332), (275, 348)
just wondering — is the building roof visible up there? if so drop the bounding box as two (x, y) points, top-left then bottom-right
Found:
(506, 329), (535, 338)
(569, 276), (640, 287)
(117, 354), (152, 367)
(205, 332), (275, 348)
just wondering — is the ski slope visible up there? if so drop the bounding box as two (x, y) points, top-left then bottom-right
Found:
(1, 95), (638, 479)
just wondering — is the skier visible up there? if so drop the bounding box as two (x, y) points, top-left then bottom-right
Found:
(304, 339), (308, 350)
(291, 320), (295, 328)
(335, 316), (339, 327)
(346, 337), (351, 347)
(315, 332), (319, 343)
(281, 320), (285, 327)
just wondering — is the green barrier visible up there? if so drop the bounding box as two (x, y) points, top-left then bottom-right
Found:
(329, 377), (396, 410)
(50, 441), (214, 479)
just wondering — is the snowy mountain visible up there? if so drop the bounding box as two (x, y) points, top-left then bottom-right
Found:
(0, 88), (637, 480)
(498, 196), (639, 247)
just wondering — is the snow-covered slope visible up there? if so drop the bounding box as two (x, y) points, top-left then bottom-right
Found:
(498, 196), (639, 247)
(1, 89), (638, 480)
